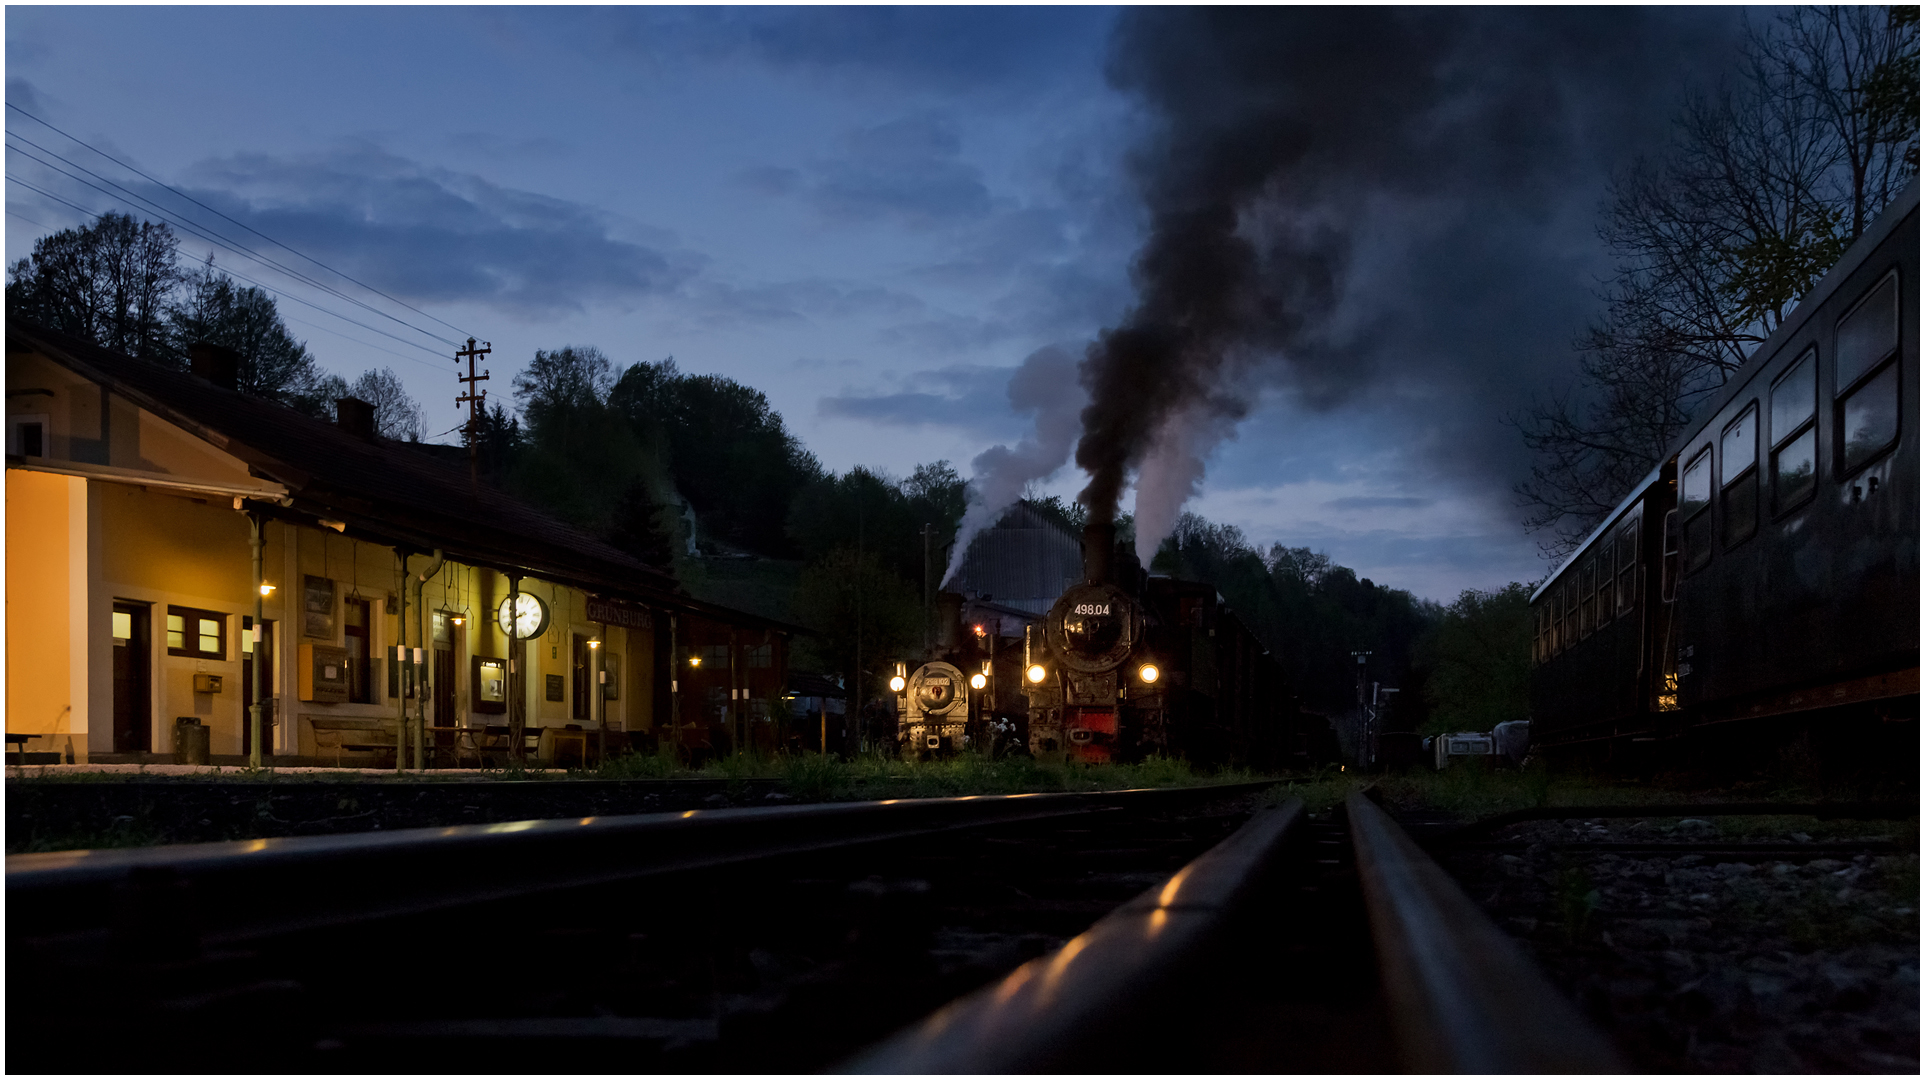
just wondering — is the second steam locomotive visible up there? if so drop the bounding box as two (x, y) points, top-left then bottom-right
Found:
(893, 519), (1332, 766)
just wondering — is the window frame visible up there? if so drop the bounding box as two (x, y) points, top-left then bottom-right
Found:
(166, 605), (227, 660)
(1679, 447), (1713, 573)
(1769, 348), (1820, 516)
(1719, 402), (1760, 550)
(1833, 270), (1902, 478)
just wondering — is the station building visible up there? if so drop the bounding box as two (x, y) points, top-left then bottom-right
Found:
(6, 322), (795, 766)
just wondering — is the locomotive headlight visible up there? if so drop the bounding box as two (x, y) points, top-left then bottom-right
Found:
(1138, 664), (1160, 684)
(969, 672), (987, 690)
(889, 675), (906, 693)
(1026, 664), (1047, 684)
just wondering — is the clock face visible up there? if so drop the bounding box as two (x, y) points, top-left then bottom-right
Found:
(497, 593), (550, 639)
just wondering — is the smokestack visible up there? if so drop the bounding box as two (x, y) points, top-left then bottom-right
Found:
(1083, 520), (1115, 585)
(335, 397), (377, 440)
(188, 341), (241, 390)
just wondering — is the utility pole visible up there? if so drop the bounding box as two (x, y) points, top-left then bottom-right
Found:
(456, 338), (491, 485)
(1350, 650), (1372, 768)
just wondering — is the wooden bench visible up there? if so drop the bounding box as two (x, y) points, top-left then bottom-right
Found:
(307, 717), (399, 766)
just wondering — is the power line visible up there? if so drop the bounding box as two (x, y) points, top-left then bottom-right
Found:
(5, 173), (452, 372)
(6, 134), (462, 351)
(6, 101), (474, 340)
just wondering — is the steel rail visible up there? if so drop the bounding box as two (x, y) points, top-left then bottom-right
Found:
(1347, 793), (1629, 1073)
(9, 783), (1270, 950)
(840, 797), (1304, 1074)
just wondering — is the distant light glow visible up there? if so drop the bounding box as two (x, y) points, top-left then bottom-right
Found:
(1026, 664), (1047, 684)
(1138, 664), (1159, 684)
(969, 672), (987, 690)
(889, 675), (907, 692)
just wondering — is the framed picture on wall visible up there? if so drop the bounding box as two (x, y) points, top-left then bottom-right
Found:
(303, 575), (335, 638)
(472, 655), (507, 714)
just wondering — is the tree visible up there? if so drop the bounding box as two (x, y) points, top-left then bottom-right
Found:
(791, 545), (922, 702)
(167, 258), (323, 402)
(1415, 584), (1535, 735)
(347, 368), (426, 442)
(1518, 6), (1918, 557)
(607, 480), (679, 569)
(612, 358), (823, 556)
(7, 211), (180, 359)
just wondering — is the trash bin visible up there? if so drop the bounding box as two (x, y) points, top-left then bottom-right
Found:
(175, 717), (210, 765)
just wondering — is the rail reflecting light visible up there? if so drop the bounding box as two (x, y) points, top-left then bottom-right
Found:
(1026, 664), (1047, 683)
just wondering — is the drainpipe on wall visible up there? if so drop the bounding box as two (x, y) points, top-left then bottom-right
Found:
(411, 549), (446, 771)
(249, 513), (266, 769)
(509, 575), (523, 762)
(395, 551), (410, 775)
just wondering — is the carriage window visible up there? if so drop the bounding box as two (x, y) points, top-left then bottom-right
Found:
(1616, 514), (1639, 615)
(1680, 449), (1712, 571)
(1840, 363), (1899, 472)
(1550, 589), (1563, 654)
(1835, 275), (1897, 391)
(1586, 558), (1601, 635)
(1836, 274), (1901, 474)
(1721, 404), (1758, 548)
(1772, 351), (1818, 510)
(1594, 542), (1613, 627)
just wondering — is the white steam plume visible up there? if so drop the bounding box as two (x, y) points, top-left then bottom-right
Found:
(941, 344), (1086, 588)
(1130, 403), (1242, 568)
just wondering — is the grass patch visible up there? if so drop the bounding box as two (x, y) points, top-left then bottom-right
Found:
(592, 749), (1266, 801)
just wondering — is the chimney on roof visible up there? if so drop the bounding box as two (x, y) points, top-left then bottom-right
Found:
(335, 397), (377, 440)
(187, 341), (241, 390)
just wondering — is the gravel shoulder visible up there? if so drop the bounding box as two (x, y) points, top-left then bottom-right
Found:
(1436, 812), (1919, 1073)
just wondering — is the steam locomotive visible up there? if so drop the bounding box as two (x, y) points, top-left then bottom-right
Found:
(1016, 521), (1338, 770)
(1530, 182), (1917, 758)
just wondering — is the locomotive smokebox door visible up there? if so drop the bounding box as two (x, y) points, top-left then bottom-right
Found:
(901, 660), (969, 757)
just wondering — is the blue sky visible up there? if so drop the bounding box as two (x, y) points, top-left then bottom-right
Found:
(6, 7), (1744, 600)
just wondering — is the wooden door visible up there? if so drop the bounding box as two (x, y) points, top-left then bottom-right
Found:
(111, 603), (150, 753)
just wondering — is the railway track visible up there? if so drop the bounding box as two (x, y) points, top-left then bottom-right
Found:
(10, 784), (1638, 1073)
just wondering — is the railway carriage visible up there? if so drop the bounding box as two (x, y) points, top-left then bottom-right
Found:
(1530, 183), (1918, 753)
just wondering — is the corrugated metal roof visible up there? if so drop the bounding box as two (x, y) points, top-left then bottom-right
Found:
(949, 502), (1082, 615)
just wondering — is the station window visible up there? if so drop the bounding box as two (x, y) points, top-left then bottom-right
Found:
(1563, 578), (1579, 645)
(746, 644), (772, 669)
(1679, 448), (1712, 572)
(166, 606), (226, 659)
(1836, 274), (1899, 474)
(1770, 349), (1818, 512)
(1615, 512), (1639, 616)
(1720, 404), (1759, 549)
(702, 644), (731, 667)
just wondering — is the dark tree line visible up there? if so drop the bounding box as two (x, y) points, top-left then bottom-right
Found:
(1518, 6), (1918, 557)
(7, 212), (426, 440)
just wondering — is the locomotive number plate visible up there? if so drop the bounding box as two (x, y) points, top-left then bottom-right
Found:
(1073, 604), (1112, 615)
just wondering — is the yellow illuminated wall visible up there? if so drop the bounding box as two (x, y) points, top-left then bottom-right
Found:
(6, 470), (85, 753)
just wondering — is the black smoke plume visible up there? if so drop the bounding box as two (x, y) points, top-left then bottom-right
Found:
(1074, 8), (1741, 557)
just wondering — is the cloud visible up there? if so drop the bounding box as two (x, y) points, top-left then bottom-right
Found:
(516, 8), (1114, 97)
(817, 363), (1018, 429)
(1324, 496), (1435, 511)
(6, 76), (44, 114)
(744, 112), (996, 229)
(166, 143), (695, 317)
